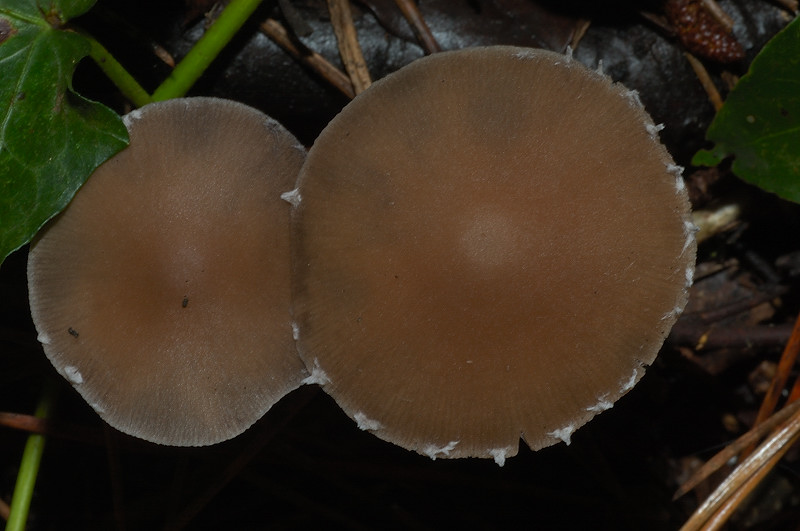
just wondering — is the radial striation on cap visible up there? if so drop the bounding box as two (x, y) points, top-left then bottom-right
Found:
(291, 46), (696, 462)
(28, 97), (309, 446)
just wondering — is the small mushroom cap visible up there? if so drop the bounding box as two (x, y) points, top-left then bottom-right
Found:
(291, 47), (696, 461)
(28, 97), (308, 446)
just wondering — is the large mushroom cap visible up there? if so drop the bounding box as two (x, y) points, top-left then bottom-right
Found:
(291, 46), (696, 463)
(28, 97), (308, 446)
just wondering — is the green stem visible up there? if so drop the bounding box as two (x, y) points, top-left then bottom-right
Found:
(83, 33), (153, 108)
(5, 380), (59, 531)
(152, 0), (263, 101)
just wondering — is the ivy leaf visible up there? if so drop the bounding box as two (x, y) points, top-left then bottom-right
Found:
(692, 16), (800, 202)
(0, 0), (129, 266)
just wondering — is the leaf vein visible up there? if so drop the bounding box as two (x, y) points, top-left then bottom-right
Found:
(751, 126), (800, 144)
(0, 32), (39, 148)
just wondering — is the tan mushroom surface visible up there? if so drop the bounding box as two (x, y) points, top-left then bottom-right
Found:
(290, 46), (696, 464)
(28, 97), (308, 446)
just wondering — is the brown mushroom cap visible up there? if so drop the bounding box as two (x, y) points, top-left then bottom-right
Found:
(28, 97), (308, 446)
(291, 47), (696, 463)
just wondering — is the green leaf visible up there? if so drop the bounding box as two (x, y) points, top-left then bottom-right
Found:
(691, 148), (723, 168)
(0, 0), (129, 265)
(694, 16), (800, 202)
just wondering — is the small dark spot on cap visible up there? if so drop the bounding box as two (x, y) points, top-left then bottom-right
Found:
(182, 296), (189, 308)
(68, 327), (79, 338)
(0, 18), (16, 44)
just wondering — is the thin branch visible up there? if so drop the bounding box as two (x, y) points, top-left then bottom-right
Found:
(673, 398), (800, 500)
(684, 52), (724, 111)
(747, 311), (800, 444)
(771, 0), (798, 12)
(701, 446), (786, 530)
(260, 17), (355, 99)
(682, 285), (787, 325)
(787, 365), (800, 402)
(0, 411), (104, 445)
(570, 19), (592, 50)
(153, 45), (176, 68)
(669, 322), (792, 351)
(700, 0), (734, 33)
(326, 0), (371, 94)
(680, 404), (800, 530)
(692, 201), (742, 244)
(393, 0), (440, 54)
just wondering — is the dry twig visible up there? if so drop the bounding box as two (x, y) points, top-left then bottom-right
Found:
(771, 0), (798, 12)
(326, 0), (371, 94)
(756, 312), (800, 422)
(700, 446), (785, 529)
(700, 0), (735, 33)
(674, 398), (800, 500)
(570, 19), (592, 50)
(393, 0), (440, 54)
(260, 17), (355, 99)
(0, 411), (103, 445)
(670, 322), (792, 351)
(153, 44), (176, 68)
(683, 52), (724, 111)
(679, 314), (800, 529)
(680, 405), (800, 530)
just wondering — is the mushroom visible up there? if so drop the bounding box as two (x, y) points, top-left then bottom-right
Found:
(27, 97), (308, 446)
(290, 46), (696, 464)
